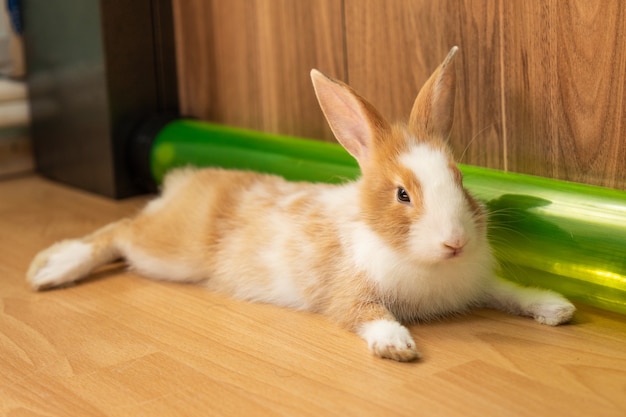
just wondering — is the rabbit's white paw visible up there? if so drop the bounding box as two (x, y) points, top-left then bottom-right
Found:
(27, 240), (93, 290)
(530, 298), (576, 326)
(358, 320), (421, 362)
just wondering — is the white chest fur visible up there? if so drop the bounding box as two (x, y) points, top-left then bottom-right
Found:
(346, 221), (493, 321)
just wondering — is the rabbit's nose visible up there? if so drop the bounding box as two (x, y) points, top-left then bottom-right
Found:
(442, 238), (467, 257)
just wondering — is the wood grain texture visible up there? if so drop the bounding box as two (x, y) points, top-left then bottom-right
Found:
(172, 0), (345, 141)
(344, 0), (505, 169)
(2, 175), (626, 416)
(172, 0), (626, 190)
(501, 0), (626, 188)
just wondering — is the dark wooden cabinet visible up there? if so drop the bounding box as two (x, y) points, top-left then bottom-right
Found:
(23, 0), (178, 198)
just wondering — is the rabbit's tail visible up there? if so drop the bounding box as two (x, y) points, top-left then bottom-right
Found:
(27, 219), (131, 290)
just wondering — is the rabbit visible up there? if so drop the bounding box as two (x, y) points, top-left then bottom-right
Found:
(27, 46), (575, 362)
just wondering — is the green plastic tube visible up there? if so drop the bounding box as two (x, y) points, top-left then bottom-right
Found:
(150, 119), (360, 185)
(149, 119), (626, 315)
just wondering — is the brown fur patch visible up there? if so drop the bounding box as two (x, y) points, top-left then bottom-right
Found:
(463, 189), (488, 232)
(126, 169), (272, 280)
(358, 124), (427, 252)
(321, 271), (396, 331)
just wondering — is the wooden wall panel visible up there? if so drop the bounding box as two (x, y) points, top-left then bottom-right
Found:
(502, 1), (626, 188)
(336, 0), (504, 169)
(172, 0), (345, 141)
(173, 0), (626, 190)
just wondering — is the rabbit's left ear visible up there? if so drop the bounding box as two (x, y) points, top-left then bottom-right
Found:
(310, 69), (391, 168)
(409, 46), (458, 140)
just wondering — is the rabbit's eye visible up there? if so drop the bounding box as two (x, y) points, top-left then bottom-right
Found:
(397, 187), (411, 203)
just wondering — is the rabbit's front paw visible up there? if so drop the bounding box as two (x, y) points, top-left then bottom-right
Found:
(358, 320), (421, 362)
(531, 299), (576, 326)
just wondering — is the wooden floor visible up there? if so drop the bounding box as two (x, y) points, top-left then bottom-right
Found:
(1, 175), (626, 416)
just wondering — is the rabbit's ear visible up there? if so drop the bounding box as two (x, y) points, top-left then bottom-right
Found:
(409, 46), (458, 140)
(311, 69), (390, 167)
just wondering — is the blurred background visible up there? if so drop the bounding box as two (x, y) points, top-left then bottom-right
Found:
(0, 0), (30, 179)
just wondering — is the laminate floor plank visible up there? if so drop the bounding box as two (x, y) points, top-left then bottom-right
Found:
(1, 176), (625, 416)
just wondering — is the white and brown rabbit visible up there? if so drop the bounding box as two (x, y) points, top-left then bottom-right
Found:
(27, 47), (575, 361)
